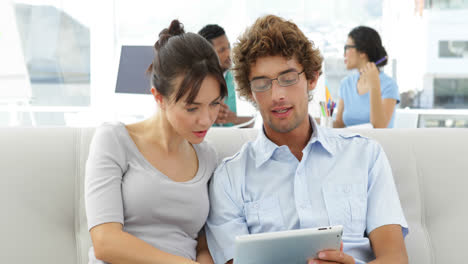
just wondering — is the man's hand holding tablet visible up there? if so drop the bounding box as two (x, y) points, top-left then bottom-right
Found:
(233, 225), (348, 264)
(308, 240), (356, 264)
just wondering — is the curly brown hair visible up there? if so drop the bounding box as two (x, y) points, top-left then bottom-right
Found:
(232, 15), (323, 103)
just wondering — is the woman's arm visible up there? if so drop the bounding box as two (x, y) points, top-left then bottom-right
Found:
(333, 99), (346, 128)
(370, 96), (396, 128)
(196, 232), (214, 264)
(90, 222), (198, 264)
(361, 63), (397, 128)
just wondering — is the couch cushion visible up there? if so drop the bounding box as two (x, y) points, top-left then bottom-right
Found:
(2, 127), (467, 264)
(0, 128), (80, 263)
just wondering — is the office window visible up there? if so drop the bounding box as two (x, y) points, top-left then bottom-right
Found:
(426, 0), (468, 9)
(434, 78), (468, 108)
(15, 3), (90, 106)
(419, 114), (468, 128)
(0, 2), (90, 126)
(439, 41), (468, 58)
(3, 0), (467, 127)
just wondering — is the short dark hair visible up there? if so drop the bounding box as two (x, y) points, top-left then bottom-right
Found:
(148, 20), (227, 104)
(348, 26), (388, 67)
(198, 24), (226, 43)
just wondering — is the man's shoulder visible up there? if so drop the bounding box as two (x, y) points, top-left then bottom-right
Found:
(317, 128), (384, 168)
(210, 141), (255, 192)
(216, 140), (255, 171)
(320, 128), (379, 151)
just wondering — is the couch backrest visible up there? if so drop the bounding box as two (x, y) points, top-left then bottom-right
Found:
(1, 127), (467, 264)
(0, 127), (93, 264)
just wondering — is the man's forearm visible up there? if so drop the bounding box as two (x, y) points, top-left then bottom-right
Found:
(368, 253), (408, 264)
(196, 249), (214, 264)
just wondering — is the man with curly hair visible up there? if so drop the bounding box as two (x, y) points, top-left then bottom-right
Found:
(206, 15), (408, 264)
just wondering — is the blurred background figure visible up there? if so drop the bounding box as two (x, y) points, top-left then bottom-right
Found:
(334, 26), (399, 128)
(199, 24), (254, 127)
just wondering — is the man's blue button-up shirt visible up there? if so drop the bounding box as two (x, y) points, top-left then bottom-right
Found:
(206, 119), (408, 264)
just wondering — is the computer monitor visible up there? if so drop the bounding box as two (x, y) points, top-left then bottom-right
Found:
(114, 45), (156, 122)
(115, 45), (154, 94)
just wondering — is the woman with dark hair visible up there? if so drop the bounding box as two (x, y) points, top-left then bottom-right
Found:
(334, 26), (400, 128)
(85, 19), (227, 264)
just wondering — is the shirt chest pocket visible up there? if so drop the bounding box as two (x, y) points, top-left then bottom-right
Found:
(243, 196), (285, 233)
(323, 184), (367, 235)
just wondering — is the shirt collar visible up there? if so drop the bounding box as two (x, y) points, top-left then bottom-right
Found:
(307, 117), (336, 156)
(253, 116), (335, 168)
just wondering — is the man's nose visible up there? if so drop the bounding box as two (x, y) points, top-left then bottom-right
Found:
(271, 80), (286, 101)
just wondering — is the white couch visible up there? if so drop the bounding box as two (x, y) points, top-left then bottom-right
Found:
(1, 127), (467, 263)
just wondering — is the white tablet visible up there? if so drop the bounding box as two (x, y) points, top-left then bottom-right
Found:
(234, 225), (343, 264)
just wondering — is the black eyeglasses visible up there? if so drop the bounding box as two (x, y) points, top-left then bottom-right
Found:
(250, 71), (305, 92)
(344, 45), (357, 53)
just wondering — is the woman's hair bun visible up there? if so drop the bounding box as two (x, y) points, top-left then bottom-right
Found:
(155, 20), (185, 50)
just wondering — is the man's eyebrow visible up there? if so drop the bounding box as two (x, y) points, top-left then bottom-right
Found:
(251, 68), (298, 81)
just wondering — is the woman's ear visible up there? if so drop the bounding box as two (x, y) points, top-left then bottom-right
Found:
(359, 52), (369, 61)
(151, 87), (165, 109)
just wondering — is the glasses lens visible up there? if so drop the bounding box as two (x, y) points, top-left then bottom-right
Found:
(251, 78), (271, 92)
(344, 45), (355, 52)
(278, 72), (299, 86)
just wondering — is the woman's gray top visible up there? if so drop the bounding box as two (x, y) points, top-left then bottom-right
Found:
(85, 123), (217, 263)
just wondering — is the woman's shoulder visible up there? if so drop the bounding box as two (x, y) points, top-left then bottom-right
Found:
(194, 140), (220, 173)
(378, 72), (399, 96)
(87, 122), (128, 169)
(94, 122), (124, 139)
(339, 72), (359, 97)
(340, 72), (359, 87)
(96, 121), (125, 132)
(194, 140), (217, 160)
(379, 72), (397, 86)
(91, 122), (128, 152)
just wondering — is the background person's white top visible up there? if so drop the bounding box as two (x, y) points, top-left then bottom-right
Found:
(85, 123), (218, 263)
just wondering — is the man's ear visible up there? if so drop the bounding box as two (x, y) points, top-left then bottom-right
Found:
(249, 91), (258, 104)
(248, 91), (254, 101)
(151, 87), (166, 110)
(307, 72), (320, 91)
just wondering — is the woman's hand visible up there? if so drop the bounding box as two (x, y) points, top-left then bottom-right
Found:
(359, 62), (397, 128)
(359, 62), (380, 93)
